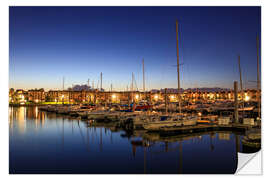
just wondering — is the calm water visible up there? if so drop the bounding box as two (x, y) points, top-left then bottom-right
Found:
(9, 106), (253, 174)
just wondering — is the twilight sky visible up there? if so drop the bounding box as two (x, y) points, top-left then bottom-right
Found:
(9, 6), (261, 91)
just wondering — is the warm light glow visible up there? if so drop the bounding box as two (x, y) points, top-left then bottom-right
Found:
(170, 95), (175, 100)
(135, 94), (139, 99)
(198, 112), (202, 116)
(61, 95), (64, 98)
(154, 95), (159, 100)
(112, 94), (116, 99)
(35, 99), (39, 103)
(35, 106), (38, 118)
(245, 95), (250, 102)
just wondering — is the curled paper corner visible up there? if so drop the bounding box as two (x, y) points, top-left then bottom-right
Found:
(236, 151), (262, 175)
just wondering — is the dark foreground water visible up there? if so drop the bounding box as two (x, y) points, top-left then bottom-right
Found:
(9, 106), (257, 174)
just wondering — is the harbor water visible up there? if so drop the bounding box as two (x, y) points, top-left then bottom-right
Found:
(9, 106), (257, 174)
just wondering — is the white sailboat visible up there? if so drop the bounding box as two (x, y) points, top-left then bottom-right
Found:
(142, 20), (198, 130)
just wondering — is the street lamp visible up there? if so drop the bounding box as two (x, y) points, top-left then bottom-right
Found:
(61, 95), (64, 104)
(245, 95), (250, 102)
(111, 94), (117, 103)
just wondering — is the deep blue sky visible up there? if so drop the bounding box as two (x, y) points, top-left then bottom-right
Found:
(9, 6), (261, 91)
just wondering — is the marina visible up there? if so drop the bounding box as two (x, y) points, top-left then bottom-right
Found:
(9, 106), (260, 174)
(8, 6), (261, 174)
(36, 103), (261, 136)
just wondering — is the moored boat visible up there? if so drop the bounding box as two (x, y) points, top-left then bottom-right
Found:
(142, 114), (197, 131)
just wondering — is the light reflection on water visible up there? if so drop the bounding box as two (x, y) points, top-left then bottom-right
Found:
(9, 106), (247, 174)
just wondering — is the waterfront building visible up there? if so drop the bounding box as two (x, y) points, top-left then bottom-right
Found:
(9, 88), (15, 103)
(8, 88), (260, 104)
(28, 89), (45, 103)
(10, 89), (27, 104)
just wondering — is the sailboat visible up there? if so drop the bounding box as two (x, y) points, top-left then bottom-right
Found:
(142, 114), (197, 130)
(142, 20), (197, 130)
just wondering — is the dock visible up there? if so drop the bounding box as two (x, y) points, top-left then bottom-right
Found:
(151, 123), (255, 136)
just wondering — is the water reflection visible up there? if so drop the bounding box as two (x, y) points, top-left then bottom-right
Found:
(9, 106), (257, 174)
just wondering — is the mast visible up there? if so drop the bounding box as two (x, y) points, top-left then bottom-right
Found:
(234, 81), (239, 123)
(62, 77), (65, 104)
(143, 58), (145, 92)
(165, 88), (168, 114)
(100, 72), (103, 91)
(176, 19), (181, 114)
(131, 73), (134, 102)
(131, 73), (134, 92)
(127, 84), (130, 104)
(238, 55), (244, 110)
(62, 76), (65, 90)
(256, 35), (260, 119)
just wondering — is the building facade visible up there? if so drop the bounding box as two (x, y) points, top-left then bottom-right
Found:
(9, 88), (260, 104)
(28, 89), (46, 102)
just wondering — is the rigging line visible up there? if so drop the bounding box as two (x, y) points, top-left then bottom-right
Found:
(179, 19), (185, 66)
(134, 75), (138, 91)
(179, 20), (185, 90)
(160, 59), (172, 88)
